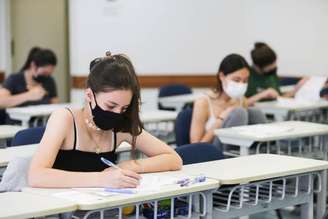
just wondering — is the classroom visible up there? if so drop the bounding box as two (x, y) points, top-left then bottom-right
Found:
(0, 0), (328, 218)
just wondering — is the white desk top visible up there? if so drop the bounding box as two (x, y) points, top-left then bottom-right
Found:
(158, 93), (201, 104)
(0, 144), (37, 167)
(140, 110), (177, 123)
(23, 154), (328, 210)
(215, 121), (328, 142)
(0, 125), (25, 139)
(181, 154), (328, 185)
(254, 99), (328, 112)
(6, 103), (78, 118)
(0, 192), (76, 219)
(24, 177), (218, 210)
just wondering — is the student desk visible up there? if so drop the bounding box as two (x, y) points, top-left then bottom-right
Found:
(23, 154), (328, 219)
(214, 121), (328, 157)
(0, 125), (25, 146)
(6, 103), (78, 127)
(158, 93), (201, 111)
(181, 154), (328, 219)
(0, 192), (77, 219)
(24, 177), (218, 219)
(140, 110), (177, 123)
(254, 99), (328, 122)
(215, 122), (328, 218)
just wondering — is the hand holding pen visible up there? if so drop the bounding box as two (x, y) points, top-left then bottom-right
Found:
(99, 157), (141, 188)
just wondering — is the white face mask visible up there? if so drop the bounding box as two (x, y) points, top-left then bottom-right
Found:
(223, 79), (248, 99)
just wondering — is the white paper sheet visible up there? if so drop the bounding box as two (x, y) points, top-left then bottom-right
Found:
(295, 76), (327, 101)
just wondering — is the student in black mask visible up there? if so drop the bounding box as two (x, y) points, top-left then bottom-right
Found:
(246, 42), (306, 105)
(0, 47), (58, 108)
(28, 52), (182, 188)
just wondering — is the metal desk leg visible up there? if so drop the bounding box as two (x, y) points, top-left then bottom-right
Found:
(301, 191), (314, 219)
(204, 190), (213, 219)
(239, 146), (249, 156)
(0, 139), (7, 147)
(21, 119), (29, 128)
(316, 170), (327, 219)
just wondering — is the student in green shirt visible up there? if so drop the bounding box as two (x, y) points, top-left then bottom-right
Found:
(246, 42), (308, 105)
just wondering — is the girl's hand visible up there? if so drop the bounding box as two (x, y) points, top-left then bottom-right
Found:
(261, 88), (279, 99)
(99, 167), (141, 188)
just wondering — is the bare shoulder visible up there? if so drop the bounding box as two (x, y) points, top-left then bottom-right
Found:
(194, 96), (208, 108)
(46, 108), (75, 132)
(193, 96), (210, 114)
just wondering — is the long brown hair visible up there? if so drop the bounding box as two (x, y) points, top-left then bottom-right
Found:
(86, 52), (143, 149)
(21, 47), (57, 71)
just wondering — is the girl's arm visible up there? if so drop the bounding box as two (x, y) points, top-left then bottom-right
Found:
(117, 130), (183, 173)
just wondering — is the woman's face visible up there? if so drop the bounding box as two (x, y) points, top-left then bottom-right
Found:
(31, 62), (55, 76)
(219, 67), (250, 86)
(87, 89), (132, 114)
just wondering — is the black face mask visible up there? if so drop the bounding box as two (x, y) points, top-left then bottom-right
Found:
(33, 75), (49, 83)
(89, 91), (127, 131)
(263, 67), (277, 76)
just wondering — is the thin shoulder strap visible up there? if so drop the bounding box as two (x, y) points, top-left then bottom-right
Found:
(65, 108), (77, 150)
(112, 131), (117, 152)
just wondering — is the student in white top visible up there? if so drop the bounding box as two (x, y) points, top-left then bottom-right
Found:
(190, 54), (267, 148)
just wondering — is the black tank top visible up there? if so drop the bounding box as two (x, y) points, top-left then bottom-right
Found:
(52, 108), (118, 172)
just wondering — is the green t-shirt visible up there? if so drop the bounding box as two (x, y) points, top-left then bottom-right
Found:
(245, 67), (281, 98)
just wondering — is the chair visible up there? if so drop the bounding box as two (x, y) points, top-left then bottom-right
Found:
(320, 87), (328, 97)
(175, 143), (224, 165)
(158, 84), (192, 111)
(278, 76), (301, 86)
(175, 107), (193, 146)
(0, 109), (7, 125)
(11, 126), (46, 146)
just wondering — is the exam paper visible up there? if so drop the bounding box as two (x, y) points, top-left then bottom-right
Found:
(69, 175), (180, 197)
(295, 76), (327, 101)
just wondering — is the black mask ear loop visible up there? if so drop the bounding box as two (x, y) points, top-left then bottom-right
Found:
(89, 89), (98, 113)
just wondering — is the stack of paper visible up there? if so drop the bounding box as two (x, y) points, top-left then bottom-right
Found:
(295, 76), (327, 101)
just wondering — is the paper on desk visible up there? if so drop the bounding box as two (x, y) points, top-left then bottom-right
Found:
(70, 175), (179, 197)
(295, 76), (327, 101)
(136, 174), (178, 192)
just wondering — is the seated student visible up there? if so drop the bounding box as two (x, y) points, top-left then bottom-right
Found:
(0, 47), (59, 109)
(246, 42), (306, 105)
(28, 52), (182, 188)
(190, 54), (267, 149)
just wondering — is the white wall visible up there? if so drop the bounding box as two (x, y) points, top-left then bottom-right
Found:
(0, 0), (12, 75)
(69, 0), (328, 77)
(69, 0), (328, 108)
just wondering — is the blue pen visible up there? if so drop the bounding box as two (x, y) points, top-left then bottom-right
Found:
(100, 157), (121, 170)
(104, 187), (137, 194)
